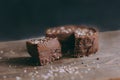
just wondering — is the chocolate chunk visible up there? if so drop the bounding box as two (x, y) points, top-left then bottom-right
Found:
(46, 25), (77, 55)
(26, 37), (62, 65)
(74, 25), (99, 57)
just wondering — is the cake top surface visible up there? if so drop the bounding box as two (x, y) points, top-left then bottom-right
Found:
(75, 26), (97, 37)
(29, 37), (57, 44)
(46, 25), (97, 35)
(46, 25), (77, 35)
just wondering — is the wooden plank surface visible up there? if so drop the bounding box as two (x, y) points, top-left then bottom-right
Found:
(0, 30), (120, 80)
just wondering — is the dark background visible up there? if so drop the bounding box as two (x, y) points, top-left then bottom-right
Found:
(0, 0), (120, 41)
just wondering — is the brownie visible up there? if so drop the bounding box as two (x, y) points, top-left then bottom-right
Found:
(46, 25), (77, 55)
(74, 26), (99, 57)
(26, 37), (62, 65)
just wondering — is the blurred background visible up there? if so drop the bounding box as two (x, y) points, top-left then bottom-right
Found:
(0, 0), (120, 41)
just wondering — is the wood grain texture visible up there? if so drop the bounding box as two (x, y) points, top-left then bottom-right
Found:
(0, 30), (120, 80)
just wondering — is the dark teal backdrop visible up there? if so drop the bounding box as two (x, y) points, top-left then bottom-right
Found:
(0, 0), (120, 41)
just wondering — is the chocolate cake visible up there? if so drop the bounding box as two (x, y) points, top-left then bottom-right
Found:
(74, 26), (98, 57)
(26, 37), (62, 65)
(46, 25), (99, 57)
(46, 25), (77, 55)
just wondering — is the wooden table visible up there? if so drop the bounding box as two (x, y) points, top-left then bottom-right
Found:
(0, 30), (120, 80)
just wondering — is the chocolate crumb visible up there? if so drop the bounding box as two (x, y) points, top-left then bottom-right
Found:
(96, 57), (99, 60)
(81, 62), (84, 64)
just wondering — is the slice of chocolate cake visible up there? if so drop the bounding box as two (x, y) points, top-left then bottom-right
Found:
(74, 26), (99, 57)
(46, 25), (77, 55)
(26, 37), (62, 65)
